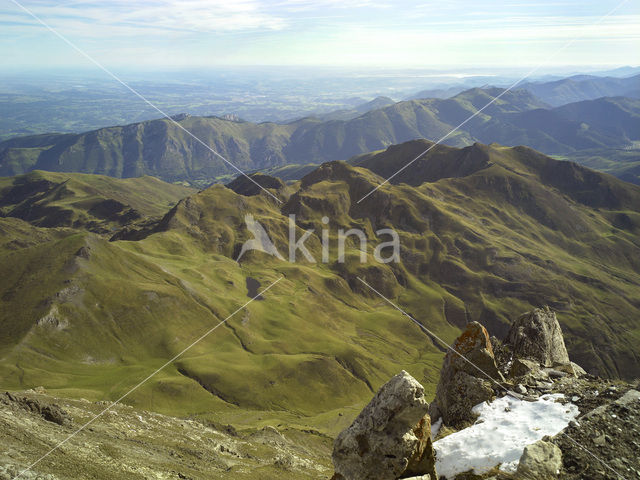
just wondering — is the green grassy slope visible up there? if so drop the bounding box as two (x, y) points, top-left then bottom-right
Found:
(0, 171), (195, 233)
(555, 148), (640, 186)
(1, 142), (639, 434)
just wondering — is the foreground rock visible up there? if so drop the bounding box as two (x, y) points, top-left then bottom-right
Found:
(429, 322), (503, 428)
(505, 307), (570, 367)
(516, 439), (563, 479)
(332, 371), (437, 480)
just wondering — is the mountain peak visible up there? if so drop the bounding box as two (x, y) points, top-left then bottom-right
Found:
(226, 172), (285, 197)
(352, 139), (489, 186)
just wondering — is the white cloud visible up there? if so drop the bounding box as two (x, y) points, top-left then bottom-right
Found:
(1, 0), (639, 67)
(3, 0), (288, 36)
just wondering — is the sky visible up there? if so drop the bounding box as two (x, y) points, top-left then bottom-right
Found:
(0, 0), (639, 70)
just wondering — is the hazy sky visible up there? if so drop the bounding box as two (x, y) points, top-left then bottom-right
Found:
(1, 0), (639, 69)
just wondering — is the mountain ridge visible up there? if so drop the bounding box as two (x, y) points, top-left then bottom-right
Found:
(519, 73), (640, 106)
(2, 88), (638, 186)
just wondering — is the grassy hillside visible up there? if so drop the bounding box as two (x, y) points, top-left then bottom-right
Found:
(2, 89), (638, 186)
(554, 148), (640, 186)
(0, 171), (195, 233)
(1, 142), (639, 435)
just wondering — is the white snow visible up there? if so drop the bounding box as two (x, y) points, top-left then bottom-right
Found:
(433, 394), (579, 479)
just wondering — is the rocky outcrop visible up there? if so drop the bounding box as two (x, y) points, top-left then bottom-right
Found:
(429, 322), (503, 427)
(331, 310), (638, 480)
(0, 391), (72, 426)
(516, 439), (563, 479)
(491, 308), (587, 401)
(505, 307), (570, 367)
(0, 389), (330, 479)
(332, 371), (437, 480)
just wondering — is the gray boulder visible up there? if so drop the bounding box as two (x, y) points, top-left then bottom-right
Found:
(505, 307), (570, 367)
(509, 358), (541, 378)
(332, 371), (437, 480)
(516, 439), (562, 479)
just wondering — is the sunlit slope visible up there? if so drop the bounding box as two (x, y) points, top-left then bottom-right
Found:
(1, 141), (639, 432)
(0, 170), (195, 233)
(0, 189), (450, 427)
(555, 148), (640, 186)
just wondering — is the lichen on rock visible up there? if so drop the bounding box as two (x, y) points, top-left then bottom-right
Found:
(504, 307), (570, 368)
(332, 371), (437, 480)
(429, 322), (503, 428)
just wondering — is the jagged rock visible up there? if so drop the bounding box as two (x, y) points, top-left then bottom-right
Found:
(332, 371), (437, 480)
(505, 307), (570, 367)
(450, 323), (503, 378)
(489, 335), (510, 374)
(429, 322), (503, 428)
(1, 392), (72, 426)
(516, 440), (562, 479)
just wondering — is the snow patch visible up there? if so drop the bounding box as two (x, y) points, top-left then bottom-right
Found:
(434, 393), (579, 479)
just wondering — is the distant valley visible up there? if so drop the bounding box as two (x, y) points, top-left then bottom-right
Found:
(2, 141), (640, 426)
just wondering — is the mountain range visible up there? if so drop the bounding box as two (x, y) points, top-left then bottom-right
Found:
(518, 73), (640, 106)
(1, 86), (638, 186)
(1, 140), (639, 437)
(409, 73), (640, 106)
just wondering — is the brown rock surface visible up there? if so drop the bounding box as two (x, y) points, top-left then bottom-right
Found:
(429, 322), (503, 428)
